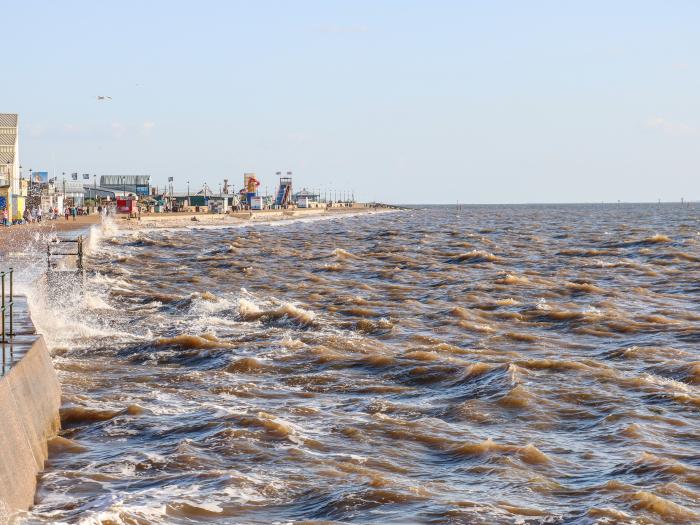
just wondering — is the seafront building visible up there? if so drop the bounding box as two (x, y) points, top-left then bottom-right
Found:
(99, 175), (151, 196)
(0, 113), (23, 221)
(62, 180), (86, 208)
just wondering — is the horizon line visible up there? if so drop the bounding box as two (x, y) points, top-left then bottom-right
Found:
(393, 200), (698, 206)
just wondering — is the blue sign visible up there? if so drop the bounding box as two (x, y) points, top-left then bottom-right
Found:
(32, 171), (49, 183)
(0, 196), (6, 210)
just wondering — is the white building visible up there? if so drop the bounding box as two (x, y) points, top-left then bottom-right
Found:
(0, 113), (21, 220)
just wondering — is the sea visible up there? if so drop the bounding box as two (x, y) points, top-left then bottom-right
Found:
(17, 204), (700, 524)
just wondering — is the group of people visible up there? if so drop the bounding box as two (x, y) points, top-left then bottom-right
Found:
(0, 206), (84, 226)
(62, 206), (80, 221)
(23, 207), (49, 223)
(97, 205), (113, 217)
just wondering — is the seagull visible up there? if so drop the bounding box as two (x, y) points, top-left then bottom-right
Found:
(96, 96), (112, 101)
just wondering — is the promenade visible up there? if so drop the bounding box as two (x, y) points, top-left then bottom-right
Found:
(0, 215), (101, 255)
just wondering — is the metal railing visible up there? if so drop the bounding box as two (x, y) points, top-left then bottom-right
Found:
(47, 236), (84, 270)
(1, 267), (14, 372)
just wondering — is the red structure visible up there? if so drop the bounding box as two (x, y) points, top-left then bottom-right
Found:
(116, 198), (135, 214)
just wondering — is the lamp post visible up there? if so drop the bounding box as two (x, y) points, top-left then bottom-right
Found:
(187, 180), (190, 206)
(5, 162), (10, 219)
(17, 165), (23, 218)
(122, 176), (126, 196)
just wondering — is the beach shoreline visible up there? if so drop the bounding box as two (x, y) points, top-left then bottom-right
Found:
(114, 206), (396, 230)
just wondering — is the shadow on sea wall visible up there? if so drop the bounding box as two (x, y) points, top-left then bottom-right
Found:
(0, 310), (61, 520)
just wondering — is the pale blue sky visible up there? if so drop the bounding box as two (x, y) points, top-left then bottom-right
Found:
(4, 1), (699, 203)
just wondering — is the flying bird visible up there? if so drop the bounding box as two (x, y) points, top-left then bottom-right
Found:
(96, 96), (112, 101)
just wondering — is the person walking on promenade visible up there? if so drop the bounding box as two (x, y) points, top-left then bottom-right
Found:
(23, 208), (30, 224)
(71, 206), (77, 221)
(2, 207), (8, 227)
(65, 207), (70, 221)
(37, 207), (43, 223)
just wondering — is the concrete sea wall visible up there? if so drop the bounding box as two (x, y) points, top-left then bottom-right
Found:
(0, 304), (61, 518)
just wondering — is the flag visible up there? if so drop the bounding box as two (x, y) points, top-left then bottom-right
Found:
(83, 173), (90, 180)
(71, 173), (78, 180)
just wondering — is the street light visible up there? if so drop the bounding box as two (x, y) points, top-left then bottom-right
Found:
(187, 180), (190, 206)
(93, 174), (97, 212)
(5, 161), (10, 196)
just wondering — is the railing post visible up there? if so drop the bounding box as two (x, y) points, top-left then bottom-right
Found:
(78, 236), (83, 270)
(1, 272), (5, 345)
(8, 267), (13, 338)
(1, 274), (3, 372)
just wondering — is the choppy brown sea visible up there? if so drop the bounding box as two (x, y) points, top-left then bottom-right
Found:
(20, 204), (700, 524)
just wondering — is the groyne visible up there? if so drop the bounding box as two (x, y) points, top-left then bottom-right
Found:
(0, 296), (61, 518)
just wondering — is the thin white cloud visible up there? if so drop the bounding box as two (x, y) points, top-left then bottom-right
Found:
(63, 123), (81, 135)
(646, 117), (698, 137)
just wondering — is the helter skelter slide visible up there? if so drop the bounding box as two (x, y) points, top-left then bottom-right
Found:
(275, 175), (293, 206)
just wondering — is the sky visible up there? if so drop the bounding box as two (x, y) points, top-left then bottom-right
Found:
(3, 0), (700, 204)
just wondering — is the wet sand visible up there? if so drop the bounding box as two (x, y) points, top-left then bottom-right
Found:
(115, 206), (387, 231)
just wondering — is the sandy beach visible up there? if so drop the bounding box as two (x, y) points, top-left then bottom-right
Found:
(0, 208), (393, 257)
(114, 206), (393, 230)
